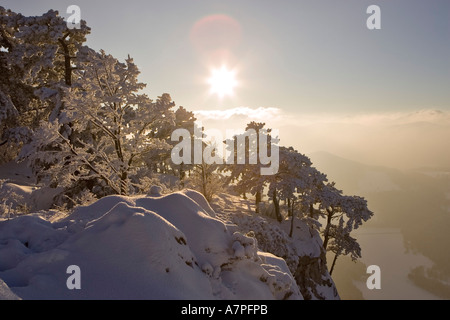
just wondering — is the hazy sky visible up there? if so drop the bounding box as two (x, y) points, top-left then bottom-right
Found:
(3, 0), (450, 169)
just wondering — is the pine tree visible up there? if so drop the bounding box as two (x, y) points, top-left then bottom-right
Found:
(327, 224), (361, 275)
(265, 146), (327, 226)
(151, 106), (198, 181)
(0, 7), (90, 162)
(222, 122), (277, 212)
(21, 48), (175, 198)
(315, 181), (373, 273)
(172, 106), (197, 182)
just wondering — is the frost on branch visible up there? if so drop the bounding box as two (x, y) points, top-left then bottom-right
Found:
(22, 48), (175, 202)
(0, 6), (90, 162)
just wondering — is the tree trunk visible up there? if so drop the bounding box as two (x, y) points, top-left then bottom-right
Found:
(289, 198), (295, 237)
(179, 164), (185, 188)
(120, 170), (128, 195)
(58, 33), (73, 86)
(329, 253), (339, 276)
(255, 190), (261, 213)
(272, 189), (282, 222)
(322, 208), (334, 250)
(179, 163), (185, 181)
(201, 164), (208, 201)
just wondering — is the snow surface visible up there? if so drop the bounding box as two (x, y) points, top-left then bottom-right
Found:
(0, 182), (61, 212)
(0, 161), (62, 212)
(0, 188), (302, 300)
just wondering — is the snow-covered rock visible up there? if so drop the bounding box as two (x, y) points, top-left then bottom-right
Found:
(0, 190), (301, 300)
(0, 180), (62, 213)
(212, 193), (340, 300)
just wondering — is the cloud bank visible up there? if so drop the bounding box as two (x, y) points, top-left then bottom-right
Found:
(194, 107), (450, 170)
(193, 106), (282, 122)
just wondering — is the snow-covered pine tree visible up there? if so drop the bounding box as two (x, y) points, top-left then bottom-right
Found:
(185, 135), (225, 202)
(0, 7), (90, 162)
(189, 160), (223, 202)
(265, 146), (328, 228)
(317, 181), (373, 265)
(22, 48), (175, 199)
(327, 224), (362, 275)
(170, 106), (198, 182)
(144, 106), (198, 180)
(222, 122), (277, 212)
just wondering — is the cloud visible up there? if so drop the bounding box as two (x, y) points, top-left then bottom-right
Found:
(193, 106), (282, 121)
(278, 108), (450, 127)
(279, 109), (450, 170)
(193, 107), (450, 170)
(194, 106), (450, 129)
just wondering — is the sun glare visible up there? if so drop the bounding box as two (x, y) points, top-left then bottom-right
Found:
(207, 65), (238, 99)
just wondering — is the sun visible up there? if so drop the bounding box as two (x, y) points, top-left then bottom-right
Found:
(207, 65), (238, 99)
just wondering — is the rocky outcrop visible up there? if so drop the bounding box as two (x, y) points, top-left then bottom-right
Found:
(294, 250), (339, 300)
(212, 193), (340, 300)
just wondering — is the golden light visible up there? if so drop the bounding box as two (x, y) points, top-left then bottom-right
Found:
(207, 65), (238, 99)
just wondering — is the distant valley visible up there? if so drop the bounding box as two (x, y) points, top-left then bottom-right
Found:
(309, 151), (450, 299)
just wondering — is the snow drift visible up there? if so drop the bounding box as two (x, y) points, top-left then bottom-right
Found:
(0, 189), (301, 300)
